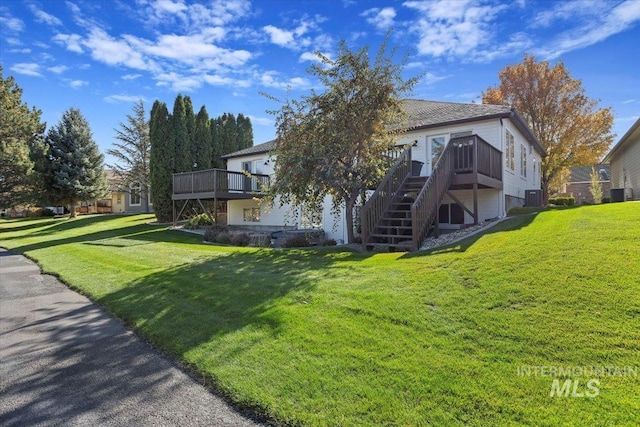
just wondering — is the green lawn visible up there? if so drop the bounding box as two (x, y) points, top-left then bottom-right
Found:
(1, 204), (639, 426)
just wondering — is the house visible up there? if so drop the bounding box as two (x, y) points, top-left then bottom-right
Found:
(563, 164), (611, 204)
(172, 100), (545, 250)
(74, 170), (152, 215)
(602, 118), (640, 201)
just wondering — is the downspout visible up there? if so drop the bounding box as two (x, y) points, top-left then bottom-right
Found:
(500, 117), (505, 217)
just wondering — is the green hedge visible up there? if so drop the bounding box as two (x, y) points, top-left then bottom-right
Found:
(549, 196), (575, 206)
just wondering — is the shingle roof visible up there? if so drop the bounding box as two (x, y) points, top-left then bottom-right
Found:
(569, 164), (610, 183)
(222, 99), (546, 159)
(221, 140), (276, 159)
(402, 99), (512, 128)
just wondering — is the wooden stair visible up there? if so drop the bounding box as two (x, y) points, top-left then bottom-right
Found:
(365, 176), (427, 251)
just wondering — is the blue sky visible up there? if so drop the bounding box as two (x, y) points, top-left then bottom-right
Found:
(1, 0), (639, 166)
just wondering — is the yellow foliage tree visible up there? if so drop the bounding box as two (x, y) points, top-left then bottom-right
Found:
(482, 55), (614, 203)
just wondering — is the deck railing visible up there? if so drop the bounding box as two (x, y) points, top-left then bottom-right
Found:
(173, 169), (270, 196)
(410, 141), (455, 251)
(361, 146), (412, 247)
(451, 135), (502, 179)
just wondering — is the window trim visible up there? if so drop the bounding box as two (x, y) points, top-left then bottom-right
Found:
(243, 207), (260, 222)
(520, 144), (527, 178)
(505, 130), (515, 171)
(129, 183), (141, 206)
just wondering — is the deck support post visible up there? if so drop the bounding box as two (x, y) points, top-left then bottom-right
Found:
(473, 183), (479, 225)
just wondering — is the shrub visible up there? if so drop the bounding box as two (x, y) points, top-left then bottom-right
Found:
(184, 213), (214, 230)
(282, 235), (311, 248)
(215, 232), (231, 244)
(549, 196), (575, 206)
(322, 238), (337, 246)
(353, 236), (362, 244)
(28, 208), (56, 218)
(230, 233), (251, 247)
(250, 234), (271, 248)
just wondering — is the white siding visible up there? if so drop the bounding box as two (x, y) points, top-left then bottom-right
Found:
(228, 195), (348, 243)
(501, 118), (543, 201)
(440, 189), (502, 226)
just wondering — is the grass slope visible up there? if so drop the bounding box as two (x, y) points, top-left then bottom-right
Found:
(1, 204), (639, 426)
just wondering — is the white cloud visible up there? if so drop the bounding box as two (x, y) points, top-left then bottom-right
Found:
(84, 28), (159, 72)
(203, 74), (251, 88)
(48, 65), (69, 74)
(122, 73), (142, 80)
(263, 25), (295, 47)
(403, 0), (507, 60)
(259, 71), (311, 90)
(155, 72), (202, 92)
(361, 7), (396, 31)
(534, 0), (640, 59)
(104, 94), (147, 103)
(28, 4), (62, 26)
(10, 63), (41, 77)
(6, 37), (21, 45)
(0, 11), (24, 32)
(621, 99), (637, 104)
(68, 79), (88, 89)
(247, 115), (272, 126)
(53, 33), (84, 53)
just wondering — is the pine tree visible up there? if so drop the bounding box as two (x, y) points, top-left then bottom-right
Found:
(236, 113), (253, 150)
(0, 65), (46, 208)
(171, 94), (190, 172)
(107, 99), (151, 213)
(149, 101), (173, 222)
(194, 106), (212, 170)
(221, 113), (237, 155)
(210, 116), (223, 168)
(184, 96), (197, 170)
(42, 108), (108, 217)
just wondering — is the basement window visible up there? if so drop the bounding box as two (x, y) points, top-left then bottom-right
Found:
(243, 207), (260, 222)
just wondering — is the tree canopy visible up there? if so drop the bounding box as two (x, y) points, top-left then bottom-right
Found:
(482, 54), (614, 202)
(0, 66), (46, 208)
(266, 39), (417, 243)
(39, 108), (108, 217)
(107, 99), (151, 213)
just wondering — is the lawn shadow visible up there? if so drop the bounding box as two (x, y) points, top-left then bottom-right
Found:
(400, 213), (539, 259)
(0, 215), (208, 253)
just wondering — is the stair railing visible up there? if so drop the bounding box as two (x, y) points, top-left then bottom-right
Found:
(411, 141), (455, 251)
(361, 146), (412, 248)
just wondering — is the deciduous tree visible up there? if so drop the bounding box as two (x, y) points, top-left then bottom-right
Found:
(590, 166), (603, 204)
(482, 55), (614, 203)
(107, 100), (151, 213)
(0, 66), (46, 208)
(41, 108), (108, 217)
(266, 39), (417, 243)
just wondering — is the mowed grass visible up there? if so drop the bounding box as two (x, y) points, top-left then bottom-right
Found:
(1, 204), (639, 426)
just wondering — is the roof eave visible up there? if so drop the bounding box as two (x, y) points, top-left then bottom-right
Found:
(602, 117), (640, 163)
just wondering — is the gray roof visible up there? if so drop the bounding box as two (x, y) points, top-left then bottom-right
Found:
(569, 164), (610, 182)
(403, 99), (545, 156)
(221, 140), (276, 159)
(222, 99), (546, 159)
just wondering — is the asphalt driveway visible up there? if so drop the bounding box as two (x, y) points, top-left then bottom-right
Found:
(0, 248), (262, 426)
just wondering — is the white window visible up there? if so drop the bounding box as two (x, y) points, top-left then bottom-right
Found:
(300, 206), (322, 229)
(520, 144), (527, 177)
(243, 207), (260, 222)
(505, 131), (515, 171)
(430, 136), (446, 168)
(129, 183), (141, 206)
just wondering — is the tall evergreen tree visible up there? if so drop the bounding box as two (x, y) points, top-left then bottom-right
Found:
(236, 113), (253, 150)
(210, 116), (223, 168)
(194, 106), (212, 170)
(221, 113), (237, 155)
(171, 94), (190, 172)
(149, 100), (173, 222)
(107, 99), (151, 213)
(184, 95), (197, 170)
(41, 108), (108, 217)
(0, 66), (46, 208)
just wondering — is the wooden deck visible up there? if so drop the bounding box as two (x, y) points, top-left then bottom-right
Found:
(172, 169), (270, 201)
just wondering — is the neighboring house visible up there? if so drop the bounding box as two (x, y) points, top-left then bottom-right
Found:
(172, 100), (545, 250)
(80, 170), (152, 214)
(602, 117), (640, 201)
(563, 165), (611, 204)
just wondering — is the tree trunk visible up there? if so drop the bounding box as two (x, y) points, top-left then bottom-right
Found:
(69, 201), (77, 218)
(143, 185), (150, 213)
(542, 181), (550, 205)
(345, 197), (355, 244)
